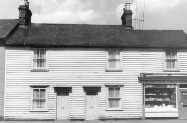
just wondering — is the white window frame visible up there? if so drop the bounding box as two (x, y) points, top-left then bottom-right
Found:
(31, 48), (48, 71)
(106, 85), (123, 110)
(30, 86), (48, 111)
(106, 49), (123, 72)
(164, 49), (179, 71)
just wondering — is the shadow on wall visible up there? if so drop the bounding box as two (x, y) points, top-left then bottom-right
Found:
(0, 116), (4, 121)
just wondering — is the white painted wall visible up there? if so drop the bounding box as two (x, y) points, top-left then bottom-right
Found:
(5, 47), (185, 120)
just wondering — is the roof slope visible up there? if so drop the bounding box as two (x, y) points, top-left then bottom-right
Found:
(139, 30), (187, 47)
(0, 19), (18, 41)
(6, 24), (187, 47)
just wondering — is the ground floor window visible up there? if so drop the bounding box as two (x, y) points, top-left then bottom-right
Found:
(145, 84), (176, 111)
(30, 87), (48, 111)
(107, 86), (123, 109)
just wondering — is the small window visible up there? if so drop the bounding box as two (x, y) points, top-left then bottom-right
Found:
(106, 49), (122, 71)
(32, 49), (48, 71)
(108, 87), (122, 109)
(165, 49), (178, 71)
(30, 87), (48, 111)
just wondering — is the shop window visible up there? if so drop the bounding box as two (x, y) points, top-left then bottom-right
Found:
(165, 49), (178, 71)
(32, 49), (48, 71)
(145, 84), (176, 111)
(30, 87), (48, 111)
(107, 87), (122, 109)
(106, 49), (122, 72)
(179, 84), (187, 88)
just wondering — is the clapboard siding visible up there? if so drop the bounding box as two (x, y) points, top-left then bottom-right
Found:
(5, 47), (187, 120)
(179, 50), (187, 73)
(49, 49), (106, 72)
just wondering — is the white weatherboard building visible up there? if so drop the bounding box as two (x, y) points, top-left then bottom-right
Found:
(3, 0), (187, 121)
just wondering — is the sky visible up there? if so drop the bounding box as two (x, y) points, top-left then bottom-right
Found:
(0, 0), (187, 33)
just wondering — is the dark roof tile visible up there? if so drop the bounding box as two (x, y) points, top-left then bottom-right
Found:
(6, 24), (187, 47)
(0, 19), (18, 40)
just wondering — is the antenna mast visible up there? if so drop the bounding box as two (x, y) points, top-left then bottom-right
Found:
(39, 0), (42, 14)
(142, 2), (145, 29)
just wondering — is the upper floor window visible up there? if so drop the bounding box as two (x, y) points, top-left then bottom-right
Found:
(106, 49), (122, 72)
(30, 86), (48, 111)
(32, 49), (48, 71)
(165, 49), (178, 71)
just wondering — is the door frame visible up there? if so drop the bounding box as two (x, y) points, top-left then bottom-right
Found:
(84, 91), (99, 120)
(55, 87), (71, 121)
(179, 88), (187, 119)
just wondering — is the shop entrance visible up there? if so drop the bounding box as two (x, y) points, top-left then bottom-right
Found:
(180, 89), (187, 119)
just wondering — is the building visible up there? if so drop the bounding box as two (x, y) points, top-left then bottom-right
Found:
(3, 0), (187, 120)
(0, 19), (18, 121)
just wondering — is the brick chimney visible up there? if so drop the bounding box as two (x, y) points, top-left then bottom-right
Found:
(121, 3), (133, 29)
(18, 0), (32, 28)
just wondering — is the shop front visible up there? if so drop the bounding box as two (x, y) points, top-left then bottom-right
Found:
(139, 73), (187, 119)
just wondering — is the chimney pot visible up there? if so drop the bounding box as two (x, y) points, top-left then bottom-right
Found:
(125, 3), (131, 10)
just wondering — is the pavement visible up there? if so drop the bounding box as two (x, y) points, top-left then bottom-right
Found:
(1, 120), (187, 123)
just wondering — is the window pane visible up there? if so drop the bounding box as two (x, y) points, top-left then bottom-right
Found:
(171, 50), (177, 59)
(115, 88), (120, 97)
(109, 99), (120, 108)
(171, 61), (175, 69)
(40, 100), (45, 109)
(109, 87), (120, 97)
(166, 60), (171, 69)
(109, 88), (114, 97)
(40, 50), (46, 59)
(33, 89), (39, 99)
(40, 89), (45, 99)
(33, 89), (39, 110)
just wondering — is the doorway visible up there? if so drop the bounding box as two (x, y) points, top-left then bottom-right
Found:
(180, 89), (187, 119)
(57, 92), (69, 120)
(85, 91), (98, 120)
(55, 87), (71, 120)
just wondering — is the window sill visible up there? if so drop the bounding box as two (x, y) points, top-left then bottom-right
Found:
(31, 69), (49, 72)
(30, 110), (48, 112)
(105, 69), (123, 72)
(163, 69), (180, 72)
(105, 109), (123, 111)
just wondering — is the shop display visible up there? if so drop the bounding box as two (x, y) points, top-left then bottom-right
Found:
(145, 84), (176, 111)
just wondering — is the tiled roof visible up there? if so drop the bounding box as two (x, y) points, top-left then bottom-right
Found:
(0, 19), (18, 41)
(6, 23), (187, 47)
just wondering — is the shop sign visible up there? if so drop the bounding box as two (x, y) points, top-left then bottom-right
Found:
(143, 80), (187, 84)
(145, 84), (175, 88)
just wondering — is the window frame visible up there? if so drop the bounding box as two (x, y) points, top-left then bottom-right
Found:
(31, 48), (49, 72)
(106, 49), (123, 72)
(106, 85), (123, 110)
(164, 49), (179, 71)
(30, 86), (49, 112)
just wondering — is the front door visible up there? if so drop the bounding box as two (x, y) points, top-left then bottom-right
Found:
(86, 92), (98, 120)
(180, 90), (187, 119)
(57, 92), (69, 120)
